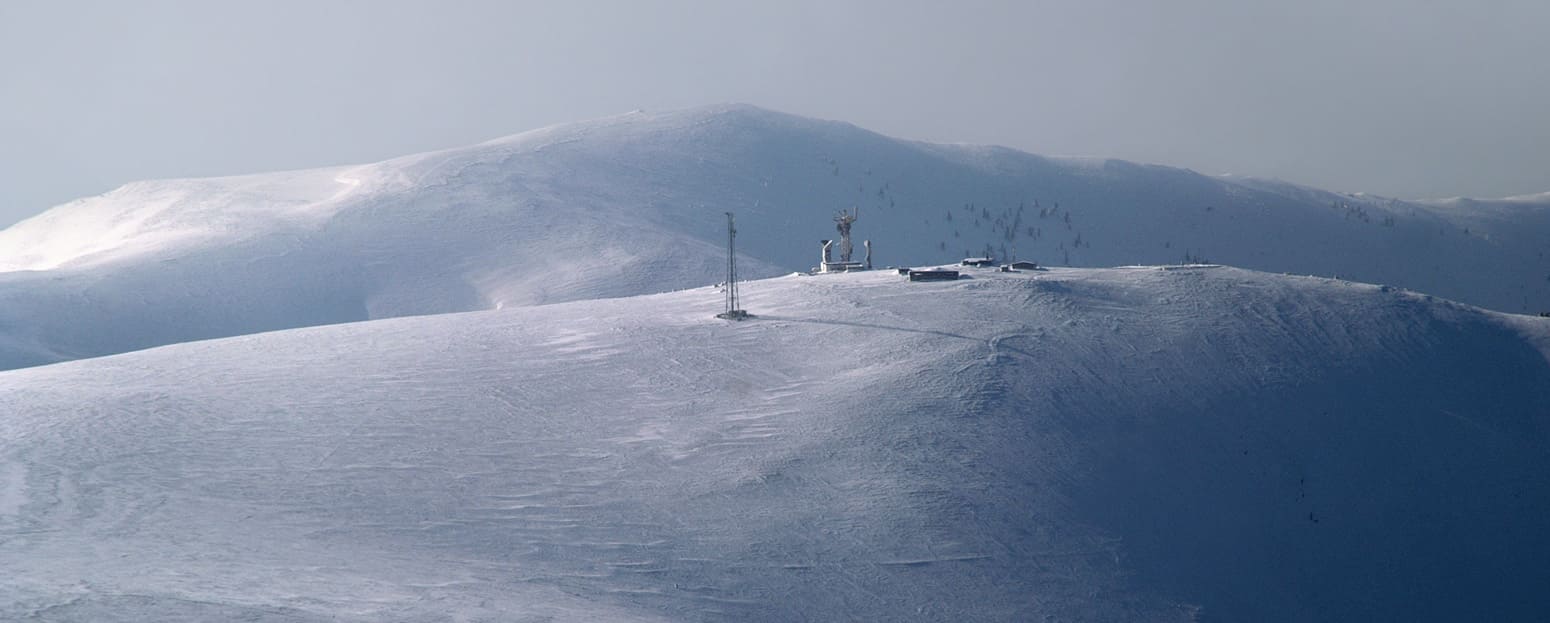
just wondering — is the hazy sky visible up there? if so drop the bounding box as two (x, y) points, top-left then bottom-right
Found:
(3, 0), (1548, 226)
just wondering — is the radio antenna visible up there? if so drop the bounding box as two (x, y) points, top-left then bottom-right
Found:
(716, 212), (751, 320)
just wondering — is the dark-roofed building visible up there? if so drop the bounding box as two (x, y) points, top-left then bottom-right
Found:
(908, 269), (960, 282)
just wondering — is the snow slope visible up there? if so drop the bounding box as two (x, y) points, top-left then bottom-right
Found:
(3, 266), (1548, 621)
(1, 104), (1547, 371)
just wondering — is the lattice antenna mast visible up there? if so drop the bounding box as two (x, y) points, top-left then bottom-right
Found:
(715, 212), (752, 320)
(724, 211), (740, 315)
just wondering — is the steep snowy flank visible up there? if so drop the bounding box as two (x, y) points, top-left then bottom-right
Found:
(1, 104), (1547, 370)
(2, 267), (1547, 621)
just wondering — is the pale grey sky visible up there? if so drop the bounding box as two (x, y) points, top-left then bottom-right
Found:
(3, 0), (1548, 226)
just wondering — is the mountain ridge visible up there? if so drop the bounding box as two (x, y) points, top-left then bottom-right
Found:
(3, 265), (1547, 621)
(0, 103), (1546, 371)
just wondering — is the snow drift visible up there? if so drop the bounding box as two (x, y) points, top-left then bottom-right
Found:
(1, 104), (1548, 370)
(3, 266), (1547, 621)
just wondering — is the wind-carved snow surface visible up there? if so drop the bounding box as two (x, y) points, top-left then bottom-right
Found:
(1, 104), (1548, 370)
(1, 267), (1548, 621)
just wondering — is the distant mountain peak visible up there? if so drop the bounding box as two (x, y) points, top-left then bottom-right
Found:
(0, 105), (1546, 372)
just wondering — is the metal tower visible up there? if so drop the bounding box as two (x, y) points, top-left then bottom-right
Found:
(834, 207), (858, 263)
(717, 212), (751, 320)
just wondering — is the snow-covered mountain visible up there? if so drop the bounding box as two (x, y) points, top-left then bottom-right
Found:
(3, 266), (1547, 621)
(1, 104), (1547, 370)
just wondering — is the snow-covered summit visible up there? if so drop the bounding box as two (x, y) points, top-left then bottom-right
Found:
(0, 104), (1546, 370)
(3, 266), (1547, 621)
